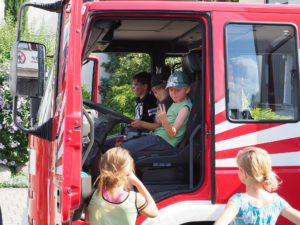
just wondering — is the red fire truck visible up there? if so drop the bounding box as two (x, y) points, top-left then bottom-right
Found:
(9, 1), (300, 225)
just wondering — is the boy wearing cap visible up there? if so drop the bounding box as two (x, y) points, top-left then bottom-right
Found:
(121, 71), (192, 156)
(130, 73), (173, 131)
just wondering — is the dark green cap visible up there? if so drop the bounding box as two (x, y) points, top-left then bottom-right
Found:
(166, 71), (189, 88)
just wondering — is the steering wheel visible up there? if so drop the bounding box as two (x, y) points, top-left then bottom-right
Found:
(83, 99), (134, 124)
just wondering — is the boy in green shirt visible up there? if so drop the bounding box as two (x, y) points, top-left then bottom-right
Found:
(121, 71), (192, 156)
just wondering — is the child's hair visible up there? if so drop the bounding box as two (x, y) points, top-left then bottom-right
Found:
(237, 147), (280, 192)
(97, 147), (134, 192)
(133, 72), (152, 89)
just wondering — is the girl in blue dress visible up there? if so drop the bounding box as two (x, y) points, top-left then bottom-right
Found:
(214, 147), (300, 225)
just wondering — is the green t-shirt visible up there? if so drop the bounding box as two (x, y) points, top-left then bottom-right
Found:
(154, 98), (192, 147)
(88, 191), (137, 225)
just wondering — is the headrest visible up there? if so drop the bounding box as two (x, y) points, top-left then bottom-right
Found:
(182, 50), (202, 75)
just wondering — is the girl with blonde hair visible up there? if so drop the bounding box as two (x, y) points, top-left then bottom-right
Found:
(215, 147), (300, 225)
(87, 147), (158, 225)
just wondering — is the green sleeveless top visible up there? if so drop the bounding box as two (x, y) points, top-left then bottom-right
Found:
(88, 191), (138, 225)
(154, 98), (192, 147)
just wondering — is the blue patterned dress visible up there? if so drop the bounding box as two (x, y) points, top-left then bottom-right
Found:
(230, 193), (286, 225)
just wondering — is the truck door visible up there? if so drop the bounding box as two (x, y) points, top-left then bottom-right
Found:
(80, 2), (213, 224)
(49, 0), (83, 224)
(213, 7), (300, 225)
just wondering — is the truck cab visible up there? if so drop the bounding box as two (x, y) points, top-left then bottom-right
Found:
(9, 1), (300, 225)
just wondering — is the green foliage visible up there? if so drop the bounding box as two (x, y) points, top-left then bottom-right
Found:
(0, 13), (56, 173)
(0, 18), (16, 64)
(250, 107), (291, 120)
(4, 0), (27, 23)
(106, 53), (150, 86)
(165, 56), (182, 72)
(103, 84), (136, 134)
(104, 84), (136, 119)
(101, 53), (150, 118)
(82, 85), (92, 100)
(0, 63), (30, 173)
(0, 16), (56, 66)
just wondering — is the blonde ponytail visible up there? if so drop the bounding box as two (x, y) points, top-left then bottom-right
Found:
(263, 171), (280, 192)
(237, 147), (281, 192)
(97, 147), (134, 193)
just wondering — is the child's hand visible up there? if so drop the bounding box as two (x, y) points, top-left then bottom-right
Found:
(156, 104), (167, 123)
(127, 171), (141, 187)
(131, 120), (143, 129)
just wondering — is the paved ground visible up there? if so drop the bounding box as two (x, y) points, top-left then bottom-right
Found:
(0, 188), (27, 225)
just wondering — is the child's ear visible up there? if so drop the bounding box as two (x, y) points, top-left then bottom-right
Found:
(185, 86), (191, 94)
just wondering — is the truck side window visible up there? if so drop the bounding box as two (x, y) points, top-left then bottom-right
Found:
(225, 23), (299, 122)
(82, 59), (96, 100)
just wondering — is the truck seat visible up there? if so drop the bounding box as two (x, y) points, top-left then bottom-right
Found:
(135, 50), (203, 186)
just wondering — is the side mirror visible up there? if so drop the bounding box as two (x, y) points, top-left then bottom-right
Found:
(10, 41), (46, 97)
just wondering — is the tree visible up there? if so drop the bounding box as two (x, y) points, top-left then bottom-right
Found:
(101, 53), (150, 119)
(104, 53), (150, 87)
(4, 0), (27, 23)
(0, 18), (16, 64)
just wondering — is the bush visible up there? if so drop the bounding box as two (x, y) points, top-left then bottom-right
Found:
(250, 107), (291, 120)
(0, 62), (30, 173)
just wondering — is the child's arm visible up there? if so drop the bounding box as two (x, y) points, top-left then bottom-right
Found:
(157, 103), (189, 138)
(131, 120), (161, 131)
(127, 172), (158, 218)
(281, 201), (300, 224)
(214, 201), (239, 225)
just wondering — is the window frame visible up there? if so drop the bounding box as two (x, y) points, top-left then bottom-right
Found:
(224, 21), (300, 123)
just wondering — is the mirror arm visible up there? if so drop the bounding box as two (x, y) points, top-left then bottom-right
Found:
(13, 96), (53, 141)
(31, 1), (62, 13)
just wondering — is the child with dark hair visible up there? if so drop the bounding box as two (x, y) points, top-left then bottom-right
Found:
(131, 70), (173, 131)
(102, 72), (156, 148)
(132, 72), (157, 123)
